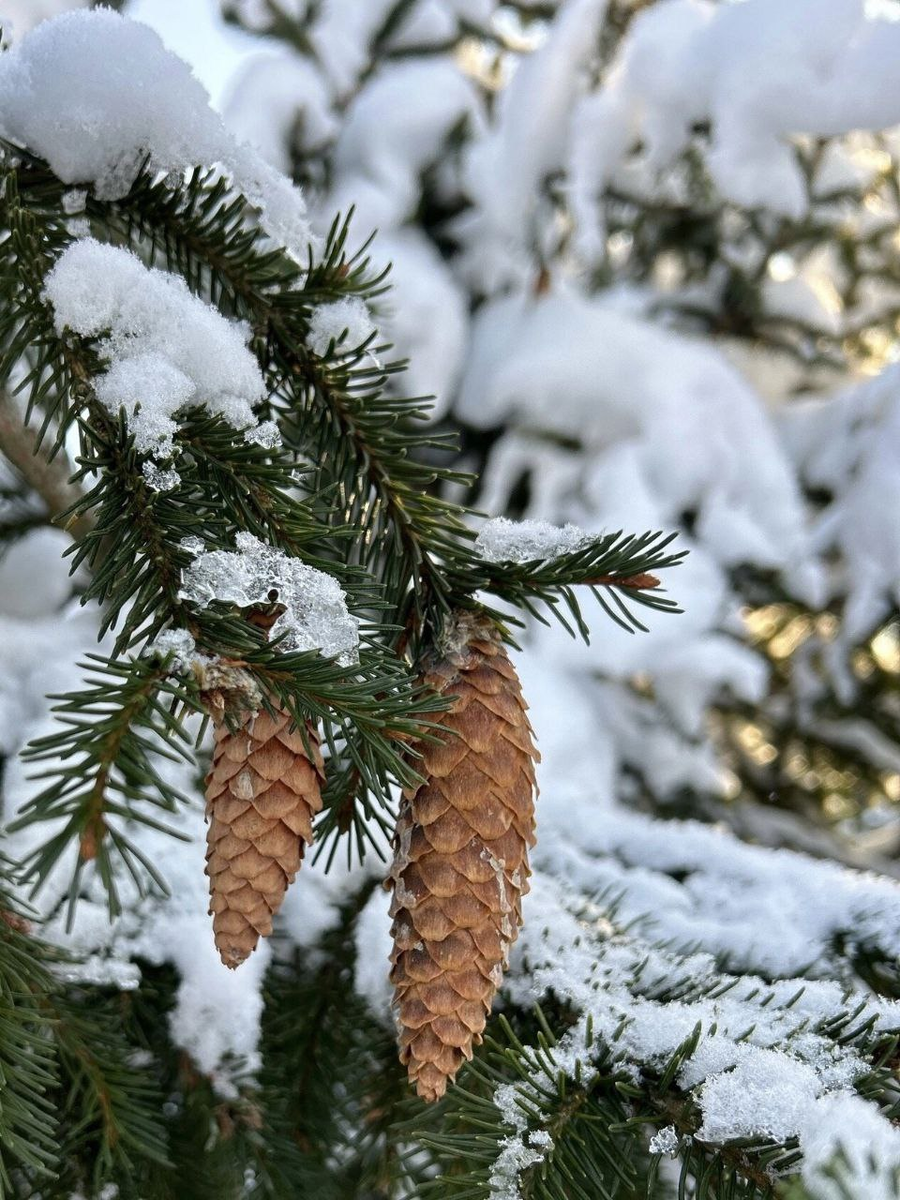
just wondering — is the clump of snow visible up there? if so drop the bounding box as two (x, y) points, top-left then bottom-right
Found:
(782, 365), (900, 652)
(494, 1083), (529, 1133)
(179, 532), (359, 665)
(534, 797), (900, 978)
(456, 0), (608, 291)
(458, 285), (810, 580)
(307, 297), (376, 357)
(697, 1056), (900, 1194)
(223, 51), (338, 176)
(142, 462), (181, 491)
(326, 57), (483, 234)
(649, 1126), (680, 1156)
(309, 0), (407, 96)
(305, 0), (491, 100)
(44, 239), (268, 459)
(696, 1048), (823, 1143)
(63, 214), (91, 239)
(1, 11), (213, 193)
(244, 420), (282, 450)
(145, 628), (198, 673)
(472, 834), (899, 1194)
(0, 9), (313, 255)
(488, 1136), (548, 1200)
(371, 230), (468, 420)
(800, 1092), (900, 1200)
(489, 1082), (552, 1200)
(61, 187), (86, 214)
(475, 517), (589, 564)
(487, 868), (900, 1196)
(0, 0), (88, 42)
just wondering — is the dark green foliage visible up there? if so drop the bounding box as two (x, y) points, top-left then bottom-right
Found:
(0, 872), (59, 1195)
(9, 655), (200, 921)
(0, 860), (169, 1198)
(254, 888), (425, 1199)
(0, 137), (681, 909)
(49, 991), (170, 1194)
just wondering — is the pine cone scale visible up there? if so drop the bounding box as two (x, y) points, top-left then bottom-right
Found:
(223, 734), (251, 763)
(425, 736), (471, 778)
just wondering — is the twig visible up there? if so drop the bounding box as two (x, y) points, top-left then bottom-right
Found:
(584, 572), (660, 589)
(0, 389), (92, 540)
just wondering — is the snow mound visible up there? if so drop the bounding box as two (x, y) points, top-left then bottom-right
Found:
(0, 9), (312, 255)
(44, 239), (269, 459)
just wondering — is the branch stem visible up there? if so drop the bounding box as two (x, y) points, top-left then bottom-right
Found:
(0, 390), (92, 540)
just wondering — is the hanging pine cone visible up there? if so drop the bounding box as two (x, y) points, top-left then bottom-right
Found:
(205, 704), (324, 968)
(389, 612), (538, 1102)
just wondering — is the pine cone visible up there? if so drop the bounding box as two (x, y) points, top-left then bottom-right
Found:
(389, 612), (538, 1101)
(205, 705), (323, 968)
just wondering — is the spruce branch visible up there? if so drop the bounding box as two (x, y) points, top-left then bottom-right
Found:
(0, 855), (174, 1196)
(9, 655), (201, 922)
(6, 154), (465, 631)
(237, 639), (450, 795)
(51, 994), (170, 1192)
(452, 529), (686, 638)
(8, 151), (684, 651)
(412, 1000), (896, 1200)
(113, 168), (469, 612)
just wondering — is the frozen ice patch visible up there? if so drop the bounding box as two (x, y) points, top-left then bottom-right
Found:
(146, 628), (198, 673)
(649, 1125), (680, 1156)
(142, 462), (181, 492)
(179, 532), (359, 665)
(475, 516), (589, 564)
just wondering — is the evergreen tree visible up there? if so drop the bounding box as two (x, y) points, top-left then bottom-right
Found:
(0, 4), (898, 1200)
(220, 0), (900, 862)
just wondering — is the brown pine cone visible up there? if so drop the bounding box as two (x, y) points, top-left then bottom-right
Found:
(389, 612), (538, 1102)
(205, 705), (324, 968)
